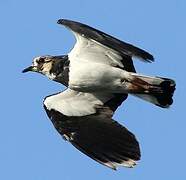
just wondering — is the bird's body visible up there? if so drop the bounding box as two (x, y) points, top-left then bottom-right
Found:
(23, 19), (176, 170)
(68, 61), (126, 92)
(34, 53), (174, 107)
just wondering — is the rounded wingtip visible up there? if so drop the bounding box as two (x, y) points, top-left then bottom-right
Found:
(141, 53), (154, 63)
(148, 54), (155, 62)
(57, 19), (71, 25)
(57, 19), (79, 27)
(57, 19), (64, 24)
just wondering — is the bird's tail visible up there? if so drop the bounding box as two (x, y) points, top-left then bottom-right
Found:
(127, 73), (176, 108)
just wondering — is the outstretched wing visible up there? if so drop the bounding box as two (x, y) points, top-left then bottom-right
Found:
(44, 89), (140, 170)
(43, 88), (124, 117)
(57, 19), (154, 70)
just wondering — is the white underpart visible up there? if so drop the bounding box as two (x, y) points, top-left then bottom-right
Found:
(44, 89), (113, 116)
(68, 60), (130, 91)
(67, 32), (132, 92)
(67, 30), (165, 100)
(68, 32), (124, 67)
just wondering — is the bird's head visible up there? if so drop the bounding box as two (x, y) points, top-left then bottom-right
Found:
(22, 55), (68, 80)
(22, 55), (54, 74)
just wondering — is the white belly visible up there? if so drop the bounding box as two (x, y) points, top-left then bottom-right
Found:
(69, 61), (129, 92)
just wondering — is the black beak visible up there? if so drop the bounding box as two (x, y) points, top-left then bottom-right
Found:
(22, 66), (37, 73)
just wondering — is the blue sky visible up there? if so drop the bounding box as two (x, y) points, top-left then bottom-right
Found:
(0, 0), (185, 179)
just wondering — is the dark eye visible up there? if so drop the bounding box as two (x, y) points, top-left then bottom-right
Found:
(38, 57), (45, 63)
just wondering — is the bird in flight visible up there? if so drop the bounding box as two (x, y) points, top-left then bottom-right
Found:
(23, 19), (175, 170)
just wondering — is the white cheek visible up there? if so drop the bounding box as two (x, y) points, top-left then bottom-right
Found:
(33, 61), (38, 66)
(46, 72), (56, 80)
(41, 63), (55, 79)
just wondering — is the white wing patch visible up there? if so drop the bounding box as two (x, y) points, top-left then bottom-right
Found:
(68, 32), (124, 68)
(44, 89), (113, 117)
(104, 158), (137, 170)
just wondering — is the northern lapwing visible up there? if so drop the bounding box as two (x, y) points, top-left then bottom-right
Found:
(23, 19), (176, 170)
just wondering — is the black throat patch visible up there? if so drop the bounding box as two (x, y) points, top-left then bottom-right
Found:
(49, 55), (70, 86)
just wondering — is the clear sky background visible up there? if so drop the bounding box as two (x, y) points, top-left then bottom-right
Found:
(0, 0), (185, 179)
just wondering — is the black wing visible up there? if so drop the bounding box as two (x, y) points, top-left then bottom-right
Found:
(44, 106), (140, 170)
(58, 19), (154, 62)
